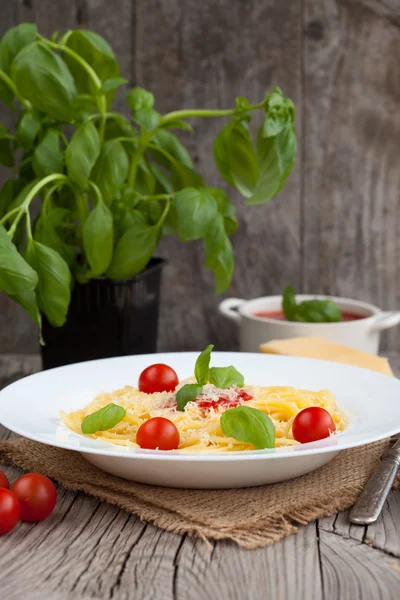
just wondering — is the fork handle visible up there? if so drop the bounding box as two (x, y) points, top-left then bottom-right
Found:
(349, 455), (400, 525)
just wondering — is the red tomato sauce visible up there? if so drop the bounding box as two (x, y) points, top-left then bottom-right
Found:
(253, 310), (365, 322)
(196, 388), (253, 411)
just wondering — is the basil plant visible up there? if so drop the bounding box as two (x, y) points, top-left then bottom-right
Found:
(0, 24), (297, 341)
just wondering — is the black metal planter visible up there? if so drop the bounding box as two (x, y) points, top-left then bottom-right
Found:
(40, 258), (165, 370)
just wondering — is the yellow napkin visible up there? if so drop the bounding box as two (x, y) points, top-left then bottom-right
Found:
(260, 336), (393, 376)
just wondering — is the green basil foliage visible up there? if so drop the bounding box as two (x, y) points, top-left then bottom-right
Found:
(81, 402), (126, 434)
(282, 285), (342, 323)
(220, 406), (275, 449)
(175, 383), (204, 411)
(176, 344), (245, 411)
(209, 366), (244, 389)
(194, 344), (214, 385)
(0, 23), (296, 342)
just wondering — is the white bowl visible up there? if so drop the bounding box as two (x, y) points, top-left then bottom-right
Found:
(219, 295), (400, 354)
(0, 352), (399, 489)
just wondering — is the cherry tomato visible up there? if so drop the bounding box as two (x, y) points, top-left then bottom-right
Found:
(138, 364), (179, 394)
(136, 417), (180, 450)
(0, 470), (10, 489)
(0, 488), (20, 535)
(12, 473), (57, 522)
(292, 407), (336, 444)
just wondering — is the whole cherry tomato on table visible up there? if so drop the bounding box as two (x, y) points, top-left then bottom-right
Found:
(292, 407), (336, 444)
(136, 417), (180, 450)
(0, 488), (20, 535)
(138, 364), (179, 394)
(0, 469), (10, 489)
(12, 473), (57, 522)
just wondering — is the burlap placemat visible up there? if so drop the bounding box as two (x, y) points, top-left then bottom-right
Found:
(0, 437), (392, 549)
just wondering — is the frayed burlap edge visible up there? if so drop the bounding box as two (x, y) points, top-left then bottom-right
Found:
(0, 438), (393, 549)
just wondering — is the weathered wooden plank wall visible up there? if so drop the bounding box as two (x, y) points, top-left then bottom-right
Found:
(0, 0), (399, 354)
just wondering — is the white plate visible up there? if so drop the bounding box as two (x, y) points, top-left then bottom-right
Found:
(0, 353), (399, 489)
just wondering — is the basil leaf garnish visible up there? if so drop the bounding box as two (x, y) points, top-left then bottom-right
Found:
(282, 285), (342, 323)
(194, 344), (214, 385)
(295, 299), (342, 323)
(81, 403), (126, 434)
(282, 285), (297, 320)
(209, 365), (244, 389)
(220, 406), (275, 449)
(175, 383), (203, 411)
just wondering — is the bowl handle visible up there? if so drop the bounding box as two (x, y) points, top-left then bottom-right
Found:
(218, 298), (245, 324)
(370, 311), (400, 332)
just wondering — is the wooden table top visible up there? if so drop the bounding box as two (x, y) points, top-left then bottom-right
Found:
(1, 354), (399, 600)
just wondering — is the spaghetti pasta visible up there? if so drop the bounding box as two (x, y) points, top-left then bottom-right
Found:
(61, 380), (346, 452)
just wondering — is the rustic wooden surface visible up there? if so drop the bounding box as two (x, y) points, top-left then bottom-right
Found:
(1, 0), (400, 355)
(1, 353), (400, 600)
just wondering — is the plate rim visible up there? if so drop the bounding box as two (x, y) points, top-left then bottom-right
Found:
(1, 351), (399, 462)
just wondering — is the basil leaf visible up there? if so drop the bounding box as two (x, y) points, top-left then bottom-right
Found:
(101, 77), (128, 93)
(81, 403), (126, 434)
(134, 160), (156, 195)
(262, 88), (295, 138)
(34, 208), (76, 267)
(207, 188), (238, 236)
(32, 129), (64, 177)
(211, 235), (234, 294)
(0, 23), (37, 74)
(126, 87), (154, 111)
(64, 31), (119, 109)
(162, 119), (194, 133)
(295, 299), (342, 323)
(106, 213), (159, 280)
(220, 406), (275, 449)
(83, 200), (114, 276)
(204, 213), (226, 269)
(282, 285), (297, 320)
(16, 111), (41, 150)
(173, 188), (217, 241)
(209, 366), (244, 389)
(26, 240), (71, 327)
(151, 129), (192, 168)
(0, 223), (38, 295)
(91, 140), (129, 205)
(246, 123), (296, 206)
(176, 383), (203, 411)
(133, 108), (160, 132)
(214, 121), (258, 198)
(148, 162), (174, 194)
(66, 120), (100, 189)
(194, 344), (214, 385)
(282, 285), (342, 323)
(12, 42), (77, 122)
(148, 145), (203, 190)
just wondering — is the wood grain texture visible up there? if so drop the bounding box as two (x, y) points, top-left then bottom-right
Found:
(303, 0), (400, 351)
(140, 0), (303, 352)
(1, 353), (400, 600)
(1, 0), (400, 356)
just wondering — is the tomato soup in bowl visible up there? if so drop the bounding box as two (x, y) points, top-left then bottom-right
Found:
(219, 295), (400, 354)
(254, 310), (366, 322)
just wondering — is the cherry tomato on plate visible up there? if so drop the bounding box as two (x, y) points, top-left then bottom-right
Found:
(0, 488), (20, 535)
(12, 473), (57, 522)
(0, 470), (10, 489)
(292, 407), (336, 444)
(136, 417), (180, 450)
(138, 364), (179, 394)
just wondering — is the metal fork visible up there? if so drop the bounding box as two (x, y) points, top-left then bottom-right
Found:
(349, 434), (400, 525)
